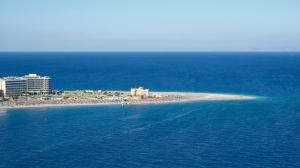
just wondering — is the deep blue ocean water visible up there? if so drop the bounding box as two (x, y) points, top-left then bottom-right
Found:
(0, 52), (299, 168)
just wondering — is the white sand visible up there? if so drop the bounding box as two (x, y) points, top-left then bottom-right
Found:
(0, 92), (256, 109)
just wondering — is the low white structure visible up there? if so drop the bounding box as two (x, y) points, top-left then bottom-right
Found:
(130, 87), (150, 98)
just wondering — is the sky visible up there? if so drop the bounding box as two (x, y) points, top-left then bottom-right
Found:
(0, 0), (299, 52)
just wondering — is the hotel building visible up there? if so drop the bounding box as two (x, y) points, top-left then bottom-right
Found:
(0, 77), (28, 97)
(24, 74), (51, 94)
(0, 74), (51, 97)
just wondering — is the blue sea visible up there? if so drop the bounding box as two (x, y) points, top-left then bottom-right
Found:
(0, 52), (299, 168)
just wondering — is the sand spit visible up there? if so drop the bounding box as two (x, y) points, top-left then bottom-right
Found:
(0, 92), (256, 110)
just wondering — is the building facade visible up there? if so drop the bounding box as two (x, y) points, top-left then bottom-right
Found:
(0, 77), (28, 97)
(0, 80), (3, 97)
(24, 74), (51, 94)
(130, 87), (150, 98)
(0, 74), (51, 97)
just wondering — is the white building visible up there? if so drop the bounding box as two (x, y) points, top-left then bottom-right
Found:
(0, 80), (3, 97)
(0, 77), (28, 97)
(0, 74), (51, 97)
(24, 74), (51, 94)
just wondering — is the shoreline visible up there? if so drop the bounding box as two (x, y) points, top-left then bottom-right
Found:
(0, 92), (256, 110)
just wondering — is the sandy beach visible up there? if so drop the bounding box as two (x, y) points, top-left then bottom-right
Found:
(0, 92), (256, 110)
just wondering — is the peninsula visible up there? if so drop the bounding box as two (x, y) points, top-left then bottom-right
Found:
(0, 89), (255, 109)
(0, 74), (256, 109)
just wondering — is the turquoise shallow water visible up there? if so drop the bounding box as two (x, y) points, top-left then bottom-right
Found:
(0, 52), (300, 168)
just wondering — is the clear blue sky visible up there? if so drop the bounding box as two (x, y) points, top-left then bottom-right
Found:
(0, 0), (299, 51)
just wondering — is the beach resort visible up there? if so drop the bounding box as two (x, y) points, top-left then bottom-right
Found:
(0, 74), (255, 109)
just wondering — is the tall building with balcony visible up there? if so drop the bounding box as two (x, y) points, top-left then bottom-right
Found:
(24, 74), (51, 94)
(0, 77), (28, 97)
(0, 74), (51, 97)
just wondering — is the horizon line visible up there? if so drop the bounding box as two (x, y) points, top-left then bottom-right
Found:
(1, 50), (300, 53)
